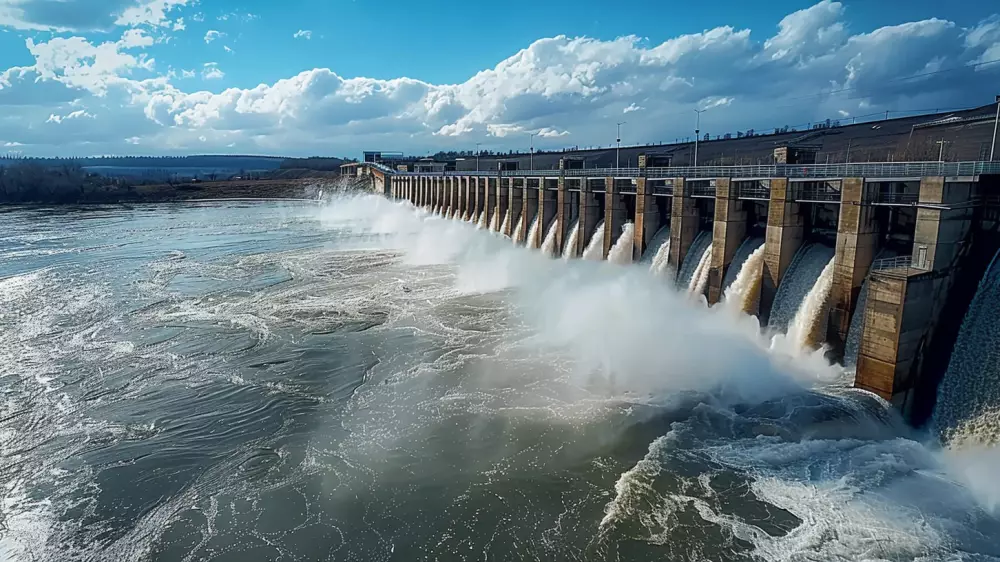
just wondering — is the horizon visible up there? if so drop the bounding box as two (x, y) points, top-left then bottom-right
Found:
(1, 0), (999, 158)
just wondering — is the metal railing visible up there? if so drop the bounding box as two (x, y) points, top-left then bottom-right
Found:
(689, 185), (717, 197)
(865, 191), (921, 205)
(735, 183), (771, 200)
(791, 183), (842, 202)
(870, 255), (930, 278)
(365, 161), (1000, 180)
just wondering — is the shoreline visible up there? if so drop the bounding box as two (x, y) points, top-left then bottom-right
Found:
(0, 178), (337, 205)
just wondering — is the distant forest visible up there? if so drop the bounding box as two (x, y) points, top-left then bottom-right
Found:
(0, 154), (357, 203)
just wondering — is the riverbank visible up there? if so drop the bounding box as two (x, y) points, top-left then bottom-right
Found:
(0, 178), (328, 205)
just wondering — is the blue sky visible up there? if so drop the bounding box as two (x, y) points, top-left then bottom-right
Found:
(0, 0), (998, 157)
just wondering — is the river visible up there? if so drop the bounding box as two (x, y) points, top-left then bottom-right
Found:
(1, 197), (998, 561)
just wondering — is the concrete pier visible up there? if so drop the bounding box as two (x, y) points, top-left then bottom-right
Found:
(854, 177), (977, 414)
(555, 177), (575, 257)
(578, 180), (602, 257)
(537, 179), (558, 252)
(604, 177), (628, 259)
(827, 178), (878, 354)
(760, 178), (804, 323)
(504, 178), (527, 240)
(521, 179), (538, 244)
(707, 178), (745, 305)
(668, 178), (696, 276)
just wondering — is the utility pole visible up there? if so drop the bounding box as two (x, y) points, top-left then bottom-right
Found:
(991, 94), (999, 161)
(476, 142), (481, 171)
(616, 122), (625, 169)
(529, 133), (536, 171)
(694, 109), (705, 167)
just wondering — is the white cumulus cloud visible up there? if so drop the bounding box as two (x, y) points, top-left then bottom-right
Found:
(0, 1), (998, 157)
(201, 62), (223, 80)
(293, 29), (312, 40)
(204, 29), (223, 44)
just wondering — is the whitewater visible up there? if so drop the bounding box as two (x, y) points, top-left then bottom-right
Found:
(0, 193), (997, 561)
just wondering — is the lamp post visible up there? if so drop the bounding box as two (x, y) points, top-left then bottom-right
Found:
(529, 133), (536, 170)
(694, 109), (705, 167)
(616, 121), (625, 169)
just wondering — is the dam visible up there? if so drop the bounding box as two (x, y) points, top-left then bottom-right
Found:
(351, 154), (1000, 426)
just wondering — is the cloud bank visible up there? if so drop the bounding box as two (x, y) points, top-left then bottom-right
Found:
(0, 0), (998, 156)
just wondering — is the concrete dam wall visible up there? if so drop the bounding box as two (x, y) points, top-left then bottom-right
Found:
(372, 160), (1000, 430)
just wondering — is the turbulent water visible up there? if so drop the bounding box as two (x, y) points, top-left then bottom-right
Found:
(500, 211), (511, 237)
(677, 231), (712, 289)
(563, 219), (581, 259)
(511, 214), (524, 244)
(525, 214), (541, 250)
(582, 221), (606, 261)
(768, 244), (836, 332)
(647, 227), (672, 278)
(934, 251), (1000, 448)
(541, 220), (559, 256)
(722, 237), (764, 294)
(724, 243), (766, 315)
(641, 225), (671, 264)
(607, 223), (635, 265)
(688, 243), (713, 298)
(2, 197), (999, 561)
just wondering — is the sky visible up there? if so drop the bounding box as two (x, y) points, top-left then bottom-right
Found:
(0, 0), (999, 158)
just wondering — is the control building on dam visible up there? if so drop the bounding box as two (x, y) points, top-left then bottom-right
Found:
(346, 104), (1000, 426)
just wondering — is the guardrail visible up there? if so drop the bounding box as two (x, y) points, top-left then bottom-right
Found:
(870, 255), (930, 278)
(368, 161), (1000, 179)
(866, 191), (921, 205)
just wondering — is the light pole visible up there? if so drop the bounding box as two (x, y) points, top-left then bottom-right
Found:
(991, 95), (999, 161)
(616, 121), (625, 169)
(475, 142), (481, 171)
(529, 133), (536, 170)
(694, 109), (705, 167)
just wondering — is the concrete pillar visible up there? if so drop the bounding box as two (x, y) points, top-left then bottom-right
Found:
(633, 177), (660, 262)
(476, 177), (489, 216)
(556, 176), (572, 256)
(578, 179), (602, 257)
(760, 178), (804, 324)
(668, 178), (696, 276)
(708, 178), (746, 305)
(538, 179), (558, 252)
(498, 177), (512, 233)
(828, 178), (877, 356)
(603, 177), (628, 259)
(458, 176), (472, 218)
(486, 178), (498, 227)
(522, 179), (539, 244)
(507, 178), (523, 238)
(854, 177), (976, 416)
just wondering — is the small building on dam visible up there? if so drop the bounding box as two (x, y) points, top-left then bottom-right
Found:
(355, 104), (1000, 428)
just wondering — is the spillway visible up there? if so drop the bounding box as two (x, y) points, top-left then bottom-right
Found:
(477, 210), (488, 229)
(500, 212), (511, 238)
(722, 238), (764, 294)
(541, 220), (558, 256)
(933, 250), (1000, 447)
(688, 243), (713, 297)
(641, 226), (671, 263)
(841, 280), (870, 369)
(607, 223), (635, 265)
(581, 221), (606, 261)
(525, 214), (540, 249)
(562, 220), (580, 259)
(512, 214), (525, 244)
(647, 229), (672, 278)
(784, 257), (836, 350)
(490, 211), (500, 232)
(677, 231), (712, 289)
(724, 243), (766, 314)
(768, 244), (836, 333)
